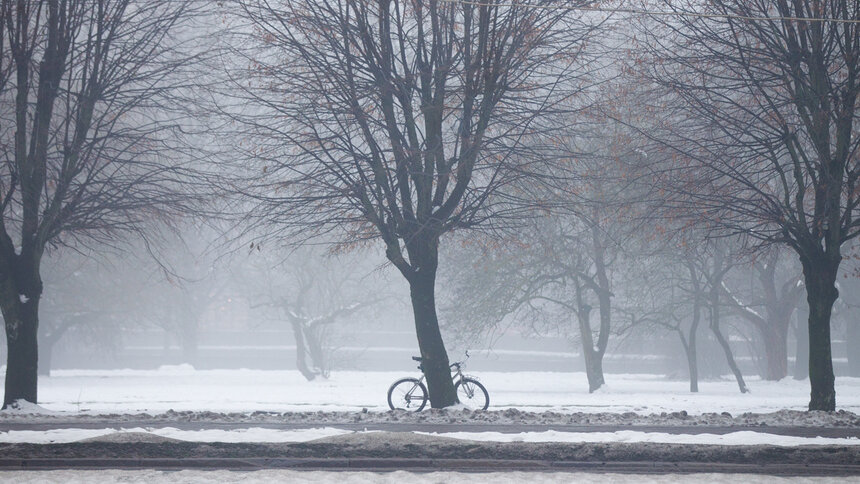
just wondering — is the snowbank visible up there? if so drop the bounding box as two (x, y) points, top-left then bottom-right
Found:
(1, 399), (58, 415)
(0, 426), (855, 446)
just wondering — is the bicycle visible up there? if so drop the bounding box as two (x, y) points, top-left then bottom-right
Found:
(387, 352), (489, 411)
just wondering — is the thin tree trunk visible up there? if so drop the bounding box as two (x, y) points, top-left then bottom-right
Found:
(584, 223), (611, 393)
(687, 295), (702, 392)
(677, 328), (697, 392)
(710, 320), (749, 393)
(794, 301), (810, 380)
(801, 257), (839, 411)
(709, 256), (748, 394)
(682, 261), (703, 392)
(686, 339), (699, 393)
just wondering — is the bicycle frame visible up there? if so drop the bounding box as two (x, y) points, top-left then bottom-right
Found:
(389, 352), (488, 411)
(411, 361), (468, 388)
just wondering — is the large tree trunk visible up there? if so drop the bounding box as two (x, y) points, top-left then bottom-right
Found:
(305, 324), (329, 378)
(409, 272), (457, 407)
(761, 322), (789, 381)
(405, 240), (457, 408)
(574, 285), (604, 393)
(289, 317), (330, 381)
(583, 348), (605, 392)
(575, 304), (604, 393)
(290, 319), (317, 381)
(749, 257), (797, 382)
(800, 256), (839, 411)
(2, 294), (41, 408)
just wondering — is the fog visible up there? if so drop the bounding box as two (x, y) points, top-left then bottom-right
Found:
(1, 222), (854, 389)
(0, 1), (858, 416)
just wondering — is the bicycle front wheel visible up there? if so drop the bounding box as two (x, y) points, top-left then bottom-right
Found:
(387, 377), (428, 412)
(455, 378), (489, 411)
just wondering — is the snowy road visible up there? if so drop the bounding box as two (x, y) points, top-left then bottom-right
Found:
(0, 457), (857, 475)
(0, 434), (858, 476)
(0, 470), (856, 483)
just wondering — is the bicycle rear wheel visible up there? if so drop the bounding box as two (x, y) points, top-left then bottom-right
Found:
(387, 377), (428, 411)
(455, 378), (489, 411)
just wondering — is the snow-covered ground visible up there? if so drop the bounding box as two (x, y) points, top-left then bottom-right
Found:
(0, 471), (853, 484)
(0, 426), (856, 446)
(2, 367), (858, 447)
(5, 366), (859, 415)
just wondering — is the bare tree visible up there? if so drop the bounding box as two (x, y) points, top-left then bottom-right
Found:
(224, 0), (594, 407)
(636, 0), (860, 410)
(441, 200), (637, 393)
(632, 249), (706, 393)
(0, 0), (202, 408)
(632, 229), (751, 394)
(672, 256), (705, 393)
(720, 248), (804, 380)
(702, 240), (749, 393)
(238, 246), (387, 380)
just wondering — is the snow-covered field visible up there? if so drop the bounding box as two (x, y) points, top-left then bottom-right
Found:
(2, 367), (859, 447)
(7, 365), (860, 415)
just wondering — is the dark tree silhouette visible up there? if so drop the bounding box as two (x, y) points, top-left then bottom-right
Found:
(226, 0), (594, 407)
(637, 0), (860, 410)
(0, 0), (201, 408)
